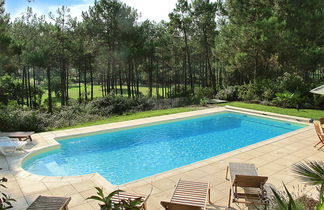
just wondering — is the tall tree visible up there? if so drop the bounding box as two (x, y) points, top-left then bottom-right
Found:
(50, 6), (73, 106)
(169, 0), (194, 94)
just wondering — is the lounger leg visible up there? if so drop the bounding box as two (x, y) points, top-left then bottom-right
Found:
(314, 141), (321, 147)
(226, 166), (229, 180)
(228, 188), (231, 208)
(208, 188), (211, 203)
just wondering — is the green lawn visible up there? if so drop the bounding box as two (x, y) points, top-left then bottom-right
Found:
(218, 102), (324, 120)
(55, 106), (199, 130)
(42, 84), (169, 104)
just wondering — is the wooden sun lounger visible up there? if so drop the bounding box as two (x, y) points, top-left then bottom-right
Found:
(27, 195), (71, 210)
(1, 131), (35, 141)
(226, 162), (268, 208)
(314, 121), (324, 150)
(111, 191), (149, 210)
(161, 179), (210, 210)
(226, 162), (258, 181)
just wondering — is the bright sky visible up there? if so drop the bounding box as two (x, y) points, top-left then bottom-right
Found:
(4, 0), (178, 22)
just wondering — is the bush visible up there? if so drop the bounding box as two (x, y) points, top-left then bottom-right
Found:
(50, 103), (100, 128)
(270, 184), (306, 210)
(0, 95), (172, 132)
(313, 95), (324, 109)
(0, 75), (23, 105)
(262, 87), (276, 101)
(0, 170), (15, 209)
(89, 95), (155, 116)
(237, 83), (256, 101)
(277, 72), (306, 93)
(256, 79), (278, 101)
(260, 100), (273, 106)
(272, 91), (305, 108)
(195, 87), (214, 99)
(0, 106), (50, 132)
(216, 86), (238, 101)
(199, 97), (209, 106)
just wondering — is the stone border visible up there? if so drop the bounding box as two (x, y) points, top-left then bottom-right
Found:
(5, 106), (312, 189)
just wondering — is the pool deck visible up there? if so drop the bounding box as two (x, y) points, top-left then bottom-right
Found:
(1, 106), (323, 210)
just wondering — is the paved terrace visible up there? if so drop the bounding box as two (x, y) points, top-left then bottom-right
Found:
(0, 107), (323, 210)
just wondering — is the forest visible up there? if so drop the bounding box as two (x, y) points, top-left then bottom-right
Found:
(0, 0), (323, 131)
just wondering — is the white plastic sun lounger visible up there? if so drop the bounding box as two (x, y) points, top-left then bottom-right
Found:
(0, 140), (27, 155)
(0, 136), (14, 141)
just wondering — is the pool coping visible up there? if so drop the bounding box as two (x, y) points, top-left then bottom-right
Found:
(5, 106), (313, 189)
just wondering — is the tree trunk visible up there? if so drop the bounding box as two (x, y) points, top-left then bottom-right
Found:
(135, 61), (139, 97)
(183, 28), (193, 94)
(27, 66), (31, 107)
(78, 60), (82, 102)
(107, 58), (110, 94)
(90, 55), (94, 100)
(131, 59), (135, 98)
(66, 62), (69, 105)
(60, 59), (66, 106)
(111, 60), (115, 91)
(21, 67), (25, 105)
(22, 66), (27, 106)
(162, 55), (165, 98)
(156, 59), (159, 97)
(183, 53), (187, 94)
(254, 51), (258, 85)
(84, 58), (88, 101)
(149, 57), (153, 97)
(203, 29), (216, 93)
(119, 64), (123, 95)
(47, 65), (53, 114)
(127, 60), (131, 98)
(102, 66), (106, 97)
(33, 66), (36, 108)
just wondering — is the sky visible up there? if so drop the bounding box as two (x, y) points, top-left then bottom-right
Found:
(4, 0), (178, 22)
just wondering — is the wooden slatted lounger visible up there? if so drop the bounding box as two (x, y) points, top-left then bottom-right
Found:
(161, 179), (210, 210)
(111, 191), (149, 210)
(27, 196), (71, 210)
(2, 131), (35, 141)
(314, 121), (324, 150)
(226, 162), (268, 208)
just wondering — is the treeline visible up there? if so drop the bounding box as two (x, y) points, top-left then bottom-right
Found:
(0, 0), (323, 114)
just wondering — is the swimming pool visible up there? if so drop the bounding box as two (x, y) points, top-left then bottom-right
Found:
(23, 111), (304, 185)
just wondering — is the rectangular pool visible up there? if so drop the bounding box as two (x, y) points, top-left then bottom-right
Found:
(23, 111), (305, 185)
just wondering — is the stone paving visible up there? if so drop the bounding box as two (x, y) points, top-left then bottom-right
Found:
(0, 107), (323, 210)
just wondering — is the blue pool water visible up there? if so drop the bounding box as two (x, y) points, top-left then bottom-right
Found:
(23, 112), (304, 185)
